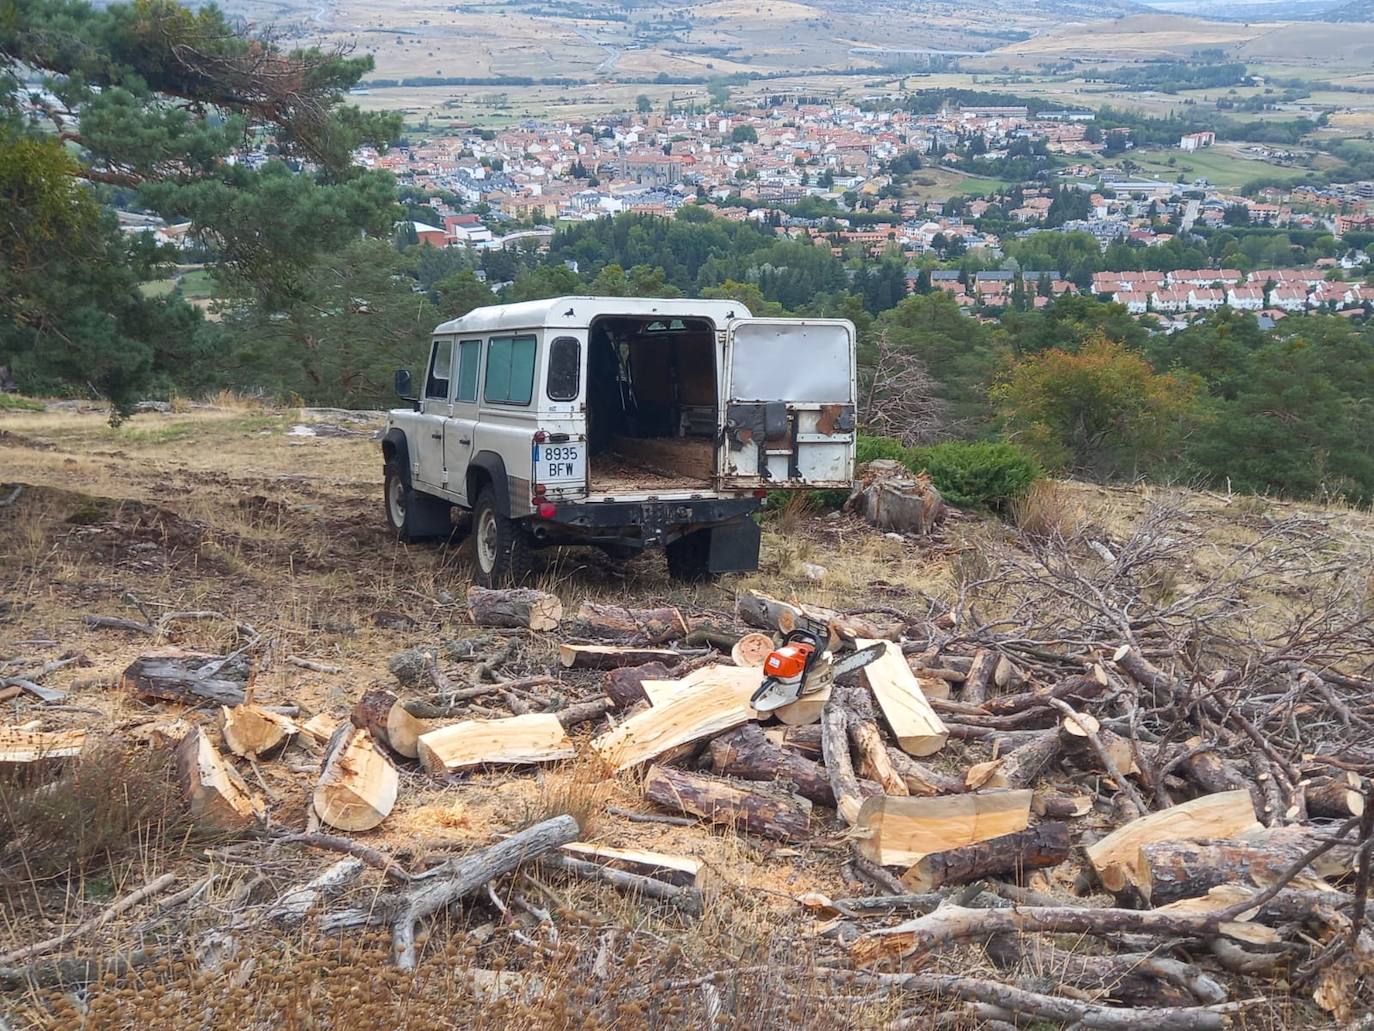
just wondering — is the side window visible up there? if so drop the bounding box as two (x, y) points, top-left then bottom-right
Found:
(546, 336), (580, 402)
(484, 334), (536, 406)
(455, 340), (481, 403)
(425, 338), (454, 400)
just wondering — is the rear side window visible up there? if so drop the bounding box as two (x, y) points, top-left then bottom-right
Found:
(425, 338), (454, 400)
(546, 336), (580, 401)
(455, 339), (481, 403)
(484, 335), (536, 406)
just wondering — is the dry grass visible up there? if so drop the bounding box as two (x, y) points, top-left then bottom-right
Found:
(1011, 479), (1087, 539)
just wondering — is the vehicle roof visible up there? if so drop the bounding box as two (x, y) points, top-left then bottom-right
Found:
(433, 296), (754, 336)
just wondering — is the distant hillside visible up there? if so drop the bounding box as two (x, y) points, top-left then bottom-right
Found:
(1322, 0), (1374, 20)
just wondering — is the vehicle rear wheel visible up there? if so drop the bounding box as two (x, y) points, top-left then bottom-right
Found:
(385, 458), (451, 543)
(665, 529), (712, 583)
(472, 485), (532, 586)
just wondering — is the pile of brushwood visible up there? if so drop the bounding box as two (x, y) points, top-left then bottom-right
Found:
(5, 497), (1374, 1028)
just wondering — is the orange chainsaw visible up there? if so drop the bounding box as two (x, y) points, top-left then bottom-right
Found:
(750, 628), (886, 713)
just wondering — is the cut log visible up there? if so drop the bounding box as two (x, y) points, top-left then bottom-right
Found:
(639, 663), (758, 706)
(559, 644), (681, 670)
(1178, 736), (1253, 797)
(385, 701), (435, 759)
(175, 725), (264, 830)
(963, 759), (1008, 791)
(858, 639), (948, 757)
(1303, 773), (1365, 819)
(997, 730), (1061, 790)
(1084, 790), (1261, 894)
(312, 725), (398, 832)
(736, 590), (902, 645)
(993, 655), (1024, 692)
(730, 632), (775, 669)
(1034, 794), (1094, 819)
(961, 650), (996, 707)
(1137, 838), (1336, 907)
(847, 463), (946, 535)
(0, 726), (86, 763)
(575, 601), (685, 643)
(591, 667), (758, 771)
(773, 681), (831, 728)
(351, 689), (400, 750)
(854, 790), (1033, 867)
(822, 689), (866, 825)
(1058, 711), (1138, 776)
(900, 821), (1071, 892)
(642, 764), (811, 842)
(417, 713), (576, 774)
(220, 704), (299, 758)
(769, 723), (823, 760)
(885, 747), (967, 796)
(850, 719), (909, 796)
(981, 670), (1110, 718)
(1246, 826), (1359, 879)
(299, 714), (335, 747)
(707, 723), (836, 806)
(559, 842), (705, 889)
(1152, 885), (1281, 946)
(468, 586), (562, 632)
(539, 851), (702, 915)
(603, 662), (672, 711)
(121, 649), (247, 707)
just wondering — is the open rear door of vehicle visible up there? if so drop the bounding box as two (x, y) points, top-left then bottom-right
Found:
(719, 318), (856, 489)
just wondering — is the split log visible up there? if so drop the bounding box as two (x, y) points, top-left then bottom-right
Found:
(559, 842), (705, 889)
(468, 586), (561, 632)
(642, 764), (811, 842)
(603, 662), (672, 710)
(707, 724), (836, 806)
(1152, 885), (1282, 946)
(850, 720), (908, 796)
(961, 650), (996, 707)
(591, 666), (757, 771)
(386, 701), (439, 759)
(417, 713), (576, 774)
(351, 689), (400, 750)
(639, 663), (758, 706)
(854, 790), (1033, 868)
(730, 632), (775, 669)
(857, 639), (947, 757)
(559, 644), (681, 670)
(299, 714), (335, 747)
(884, 747), (966, 796)
(769, 723), (823, 760)
(822, 689), (866, 825)
(997, 730), (1061, 790)
(773, 681), (831, 728)
(1084, 790), (1261, 894)
(1303, 772), (1365, 819)
(0, 726), (85, 763)
(900, 821), (1071, 892)
(1138, 838), (1336, 907)
(575, 601), (685, 643)
(121, 649), (247, 707)
(313, 725), (398, 832)
(220, 704), (299, 757)
(175, 726), (264, 830)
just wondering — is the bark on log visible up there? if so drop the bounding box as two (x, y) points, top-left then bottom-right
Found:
(121, 649), (247, 707)
(736, 590), (901, 644)
(558, 841), (705, 889)
(770, 723), (823, 759)
(1138, 838), (1335, 906)
(901, 821), (1072, 892)
(468, 586), (562, 632)
(984, 936), (1221, 1009)
(1303, 773), (1365, 819)
(642, 764), (811, 842)
(603, 662), (672, 711)
(961, 649), (996, 707)
(538, 851), (702, 915)
(313, 725), (399, 832)
(1113, 645), (1182, 700)
(707, 724), (836, 806)
(822, 689), (866, 825)
(574, 601), (686, 643)
(850, 719), (909, 796)
(980, 671), (1109, 717)
(997, 730), (1061, 790)
(1178, 737), (1253, 797)
(175, 726), (264, 830)
(884, 747), (966, 796)
(417, 713), (576, 774)
(559, 644), (681, 670)
(351, 689), (400, 750)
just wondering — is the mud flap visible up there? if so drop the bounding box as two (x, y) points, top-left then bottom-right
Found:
(405, 490), (455, 539)
(708, 516), (761, 573)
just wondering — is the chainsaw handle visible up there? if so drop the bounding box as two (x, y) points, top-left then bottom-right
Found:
(780, 628), (823, 672)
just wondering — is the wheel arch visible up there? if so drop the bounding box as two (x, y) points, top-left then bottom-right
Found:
(382, 428), (411, 483)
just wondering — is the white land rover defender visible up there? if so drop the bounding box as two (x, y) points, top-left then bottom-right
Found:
(382, 296), (856, 585)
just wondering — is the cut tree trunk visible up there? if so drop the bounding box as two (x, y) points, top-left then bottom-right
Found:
(175, 726), (264, 830)
(1138, 837), (1336, 906)
(1084, 789), (1261, 894)
(121, 649), (247, 707)
(858, 639), (947, 757)
(961, 650), (996, 707)
(559, 644), (681, 670)
(603, 662), (672, 711)
(417, 713), (576, 774)
(468, 586), (562, 632)
(351, 689), (400, 750)
(1303, 773), (1365, 819)
(0, 727), (86, 763)
(591, 666), (758, 771)
(575, 601), (685, 643)
(220, 704), (299, 757)
(313, 725), (398, 832)
(900, 821), (1071, 892)
(642, 764), (811, 842)
(855, 790), (1033, 868)
(707, 723), (836, 806)
(730, 632), (775, 669)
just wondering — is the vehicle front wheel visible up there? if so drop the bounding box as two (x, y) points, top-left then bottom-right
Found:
(472, 486), (532, 586)
(665, 529), (712, 583)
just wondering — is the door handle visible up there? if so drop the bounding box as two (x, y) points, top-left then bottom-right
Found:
(459, 437), (471, 445)
(430, 432), (442, 440)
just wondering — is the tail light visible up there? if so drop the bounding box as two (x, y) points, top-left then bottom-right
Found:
(533, 430), (548, 443)
(537, 502), (557, 519)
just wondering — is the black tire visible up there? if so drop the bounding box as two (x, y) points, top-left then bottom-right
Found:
(384, 457), (451, 543)
(472, 485), (532, 586)
(665, 529), (712, 583)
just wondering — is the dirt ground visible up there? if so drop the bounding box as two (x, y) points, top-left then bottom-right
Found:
(3, 402), (1371, 1028)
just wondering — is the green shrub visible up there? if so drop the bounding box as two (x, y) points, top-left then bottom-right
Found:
(0, 393), (44, 411)
(908, 441), (1042, 511)
(856, 434), (913, 466)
